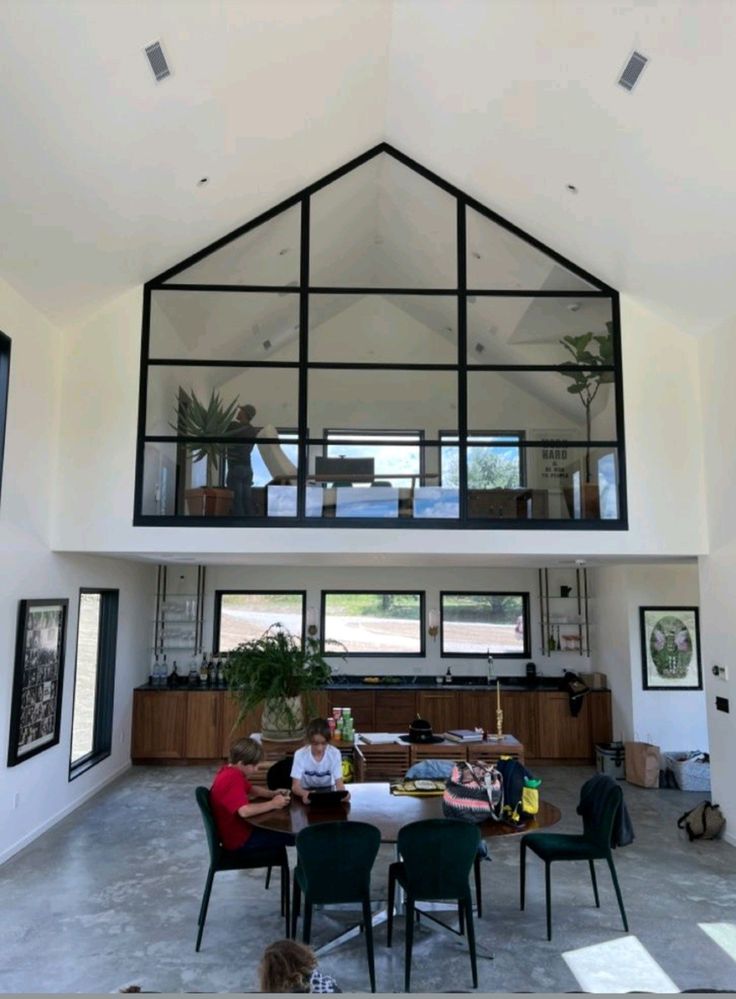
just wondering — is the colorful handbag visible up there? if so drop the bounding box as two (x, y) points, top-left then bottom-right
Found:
(442, 761), (504, 823)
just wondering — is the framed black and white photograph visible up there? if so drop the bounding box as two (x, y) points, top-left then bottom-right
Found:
(7, 599), (68, 766)
(639, 606), (702, 691)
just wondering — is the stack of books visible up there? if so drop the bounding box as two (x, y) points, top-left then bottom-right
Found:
(443, 729), (484, 743)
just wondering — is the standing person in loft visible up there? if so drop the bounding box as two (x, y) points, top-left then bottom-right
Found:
(226, 403), (259, 516)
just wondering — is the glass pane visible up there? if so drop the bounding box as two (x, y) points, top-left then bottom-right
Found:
(441, 593), (526, 655)
(309, 293), (457, 364)
(308, 369), (457, 438)
(467, 370), (617, 441)
(467, 444), (622, 521)
(145, 365), (299, 436)
(71, 593), (101, 764)
(467, 296), (613, 366)
(165, 204), (301, 285)
(310, 153), (456, 288)
(150, 290), (299, 362)
(467, 206), (597, 291)
(322, 593), (422, 654)
(217, 593), (304, 652)
(440, 435), (524, 489)
(140, 438), (300, 518)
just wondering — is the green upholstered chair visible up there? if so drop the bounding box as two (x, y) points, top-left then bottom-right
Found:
(387, 818), (480, 992)
(520, 778), (629, 940)
(291, 821), (380, 992)
(194, 786), (289, 950)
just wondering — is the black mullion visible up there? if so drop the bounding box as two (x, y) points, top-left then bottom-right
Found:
(464, 364), (617, 373)
(134, 287), (152, 522)
(467, 289), (609, 298)
(297, 195), (310, 520)
(611, 291), (628, 528)
(457, 199), (468, 521)
(0, 331), (10, 509)
(306, 361), (457, 371)
(147, 358), (300, 369)
(308, 286), (458, 295)
(150, 283), (302, 294)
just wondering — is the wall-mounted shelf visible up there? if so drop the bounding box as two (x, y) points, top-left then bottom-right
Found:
(538, 567), (591, 657)
(152, 567), (207, 668)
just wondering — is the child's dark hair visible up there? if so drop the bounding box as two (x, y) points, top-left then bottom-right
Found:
(306, 717), (332, 742)
(259, 939), (316, 993)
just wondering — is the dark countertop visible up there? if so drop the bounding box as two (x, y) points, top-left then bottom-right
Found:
(136, 679), (610, 693)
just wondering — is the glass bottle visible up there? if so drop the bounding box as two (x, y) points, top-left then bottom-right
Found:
(199, 652), (208, 685)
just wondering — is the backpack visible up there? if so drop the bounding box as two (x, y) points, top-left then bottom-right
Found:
(677, 800), (725, 841)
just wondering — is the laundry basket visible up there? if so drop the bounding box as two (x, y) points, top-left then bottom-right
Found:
(664, 751), (711, 791)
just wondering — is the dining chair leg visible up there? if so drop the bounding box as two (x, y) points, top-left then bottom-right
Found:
(362, 897), (376, 993)
(589, 859), (600, 908)
(474, 854), (483, 918)
(386, 870), (396, 948)
(291, 875), (301, 940)
(606, 855), (629, 932)
(458, 900), (465, 936)
(282, 859), (291, 937)
(303, 900), (313, 945)
(404, 897), (415, 993)
(265, 866), (272, 891)
(464, 892), (478, 989)
(545, 861), (552, 941)
(195, 868), (215, 952)
(520, 840), (527, 911)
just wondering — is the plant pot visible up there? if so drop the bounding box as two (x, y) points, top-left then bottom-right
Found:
(261, 696), (305, 741)
(563, 483), (600, 520)
(185, 487), (233, 516)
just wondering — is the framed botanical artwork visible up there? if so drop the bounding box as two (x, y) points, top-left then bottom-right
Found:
(639, 606), (702, 691)
(7, 599), (68, 766)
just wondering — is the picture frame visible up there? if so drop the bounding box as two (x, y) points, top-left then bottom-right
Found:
(7, 598), (68, 767)
(639, 606), (702, 691)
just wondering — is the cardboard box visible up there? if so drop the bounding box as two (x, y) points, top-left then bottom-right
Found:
(580, 671), (607, 689)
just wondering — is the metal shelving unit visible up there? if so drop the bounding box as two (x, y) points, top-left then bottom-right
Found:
(538, 567), (590, 656)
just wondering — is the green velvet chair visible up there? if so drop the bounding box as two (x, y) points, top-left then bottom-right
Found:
(520, 779), (629, 940)
(387, 818), (480, 993)
(194, 786), (289, 950)
(292, 821), (381, 992)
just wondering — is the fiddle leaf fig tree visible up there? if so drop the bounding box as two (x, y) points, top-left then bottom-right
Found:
(172, 388), (240, 487)
(223, 624), (346, 738)
(559, 321), (614, 482)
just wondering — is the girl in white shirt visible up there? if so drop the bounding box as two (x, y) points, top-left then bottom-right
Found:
(291, 718), (349, 804)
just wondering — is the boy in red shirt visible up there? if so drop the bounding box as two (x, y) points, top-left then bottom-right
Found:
(210, 737), (294, 851)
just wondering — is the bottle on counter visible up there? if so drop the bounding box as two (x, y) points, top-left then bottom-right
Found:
(170, 661), (180, 687)
(216, 659), (226, 688)
(188, 658), (200, 687)
(444, 666), (453, 685)
(206, 656), (215, 687)
(149, 654), (158, 686)
(199, 653), (209, 685)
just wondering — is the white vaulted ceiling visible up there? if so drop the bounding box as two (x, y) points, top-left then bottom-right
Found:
(1, 0), (735, 336)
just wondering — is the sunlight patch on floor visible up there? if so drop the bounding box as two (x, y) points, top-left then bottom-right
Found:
(699, 922), (736, 963)
(562, 935), (679, 994)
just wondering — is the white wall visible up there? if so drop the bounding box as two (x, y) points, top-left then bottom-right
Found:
(51, 290), (708, 562)
(596, 562), (706, 753)
(0, 277), (153, 863)
(698, 317), (736, 845)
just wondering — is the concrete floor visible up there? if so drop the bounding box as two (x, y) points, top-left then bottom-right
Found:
(1, 763), (735, 994)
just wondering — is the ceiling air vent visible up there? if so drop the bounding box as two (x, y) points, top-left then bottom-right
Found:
(618, 51), (648, 92)
(144, 41), (171, 82)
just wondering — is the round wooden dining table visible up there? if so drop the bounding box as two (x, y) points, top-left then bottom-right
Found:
(248, 782), (561, 841)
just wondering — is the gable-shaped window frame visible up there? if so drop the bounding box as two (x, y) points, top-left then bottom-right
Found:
(134, 143), (626, 531)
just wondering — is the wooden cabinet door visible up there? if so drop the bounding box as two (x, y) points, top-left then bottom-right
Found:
(502, 692), (540, 758)
(537, 692), (591, 759)
(327, 691), (375, 731)
(310, 690), (330, 720)
(416, 691), (461, 734)
(589, 692), (612, 752)
(131, 691), (187, 759)
(460, 691), (494, 731)
(184, 692), (222, 759)
(377, 691), (417, 732)
(220, 694), (262, 758)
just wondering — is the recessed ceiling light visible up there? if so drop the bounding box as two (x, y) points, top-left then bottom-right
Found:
(472, 251), (482, 260)
(445, 326), (453, 333)
(278, 248), (290, 256)
(566, 184), (578, 194)
(567, 302), (581, 312)
(197, 177), (209, 187)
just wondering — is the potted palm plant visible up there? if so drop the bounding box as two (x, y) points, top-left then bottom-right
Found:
(172, 388), (240, 516)
(224, 624), (344, 741)
(559, 322), (614, 518)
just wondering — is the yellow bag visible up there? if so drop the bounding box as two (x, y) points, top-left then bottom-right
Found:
(341, 756), (354, 785)
(522, 778), (541, 816)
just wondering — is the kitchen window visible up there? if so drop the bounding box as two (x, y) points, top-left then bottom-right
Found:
(321, 591), (424, 657)
(214, 591), (306, 653)
(440, 591), (530, 658)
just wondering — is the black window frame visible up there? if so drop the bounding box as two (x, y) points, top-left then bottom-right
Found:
(320, 590), (425, 658)
(0, 331), (10, 508)
(213, 590), (307, 654)
(134, 143), (627, 532)
(69, 588), (119, 781)
(439, 590), (531, 659)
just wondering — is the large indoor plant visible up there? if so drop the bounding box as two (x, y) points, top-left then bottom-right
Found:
(172, 387), (240, 515)
(559, 322), (614, 518)
(224, 624), (342, 740)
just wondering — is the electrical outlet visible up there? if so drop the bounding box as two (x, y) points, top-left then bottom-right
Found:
(712, 664), (729, 681)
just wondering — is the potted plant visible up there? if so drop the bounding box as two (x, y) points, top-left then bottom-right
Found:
(559, 322), (614, 518)
(172, 388), (240, 516)
(223, 624), (344, 741)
